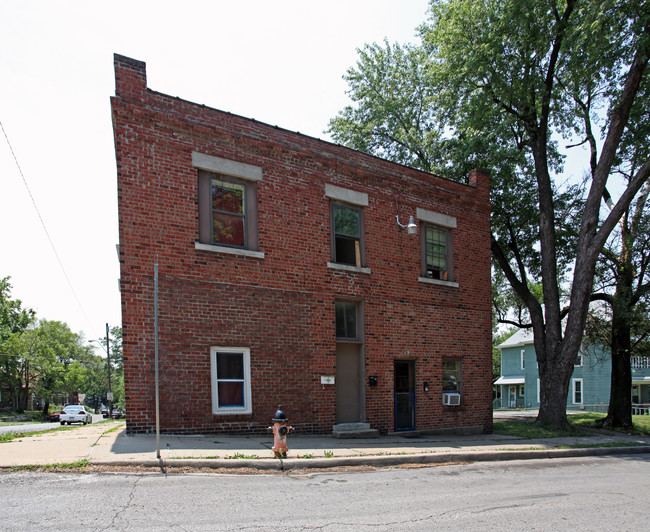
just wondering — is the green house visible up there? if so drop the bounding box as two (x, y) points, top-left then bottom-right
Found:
(494, 329), (613, 412)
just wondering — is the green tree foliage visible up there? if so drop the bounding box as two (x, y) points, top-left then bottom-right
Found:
(0, 277), (35, 411)
(329, 0), (650, 430)
(328, 40), (446, 173)
(18, 320), (92, 415)
(1, 276), (118, 414)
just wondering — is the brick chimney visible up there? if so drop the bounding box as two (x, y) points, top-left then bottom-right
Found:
(114, 54), (147, 101)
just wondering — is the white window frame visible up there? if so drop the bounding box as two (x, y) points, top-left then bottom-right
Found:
(575, 351), (583, 367)
(210, 347), (252, 415)
(536, 379), (540, 404)
(572, 378), (583, 405)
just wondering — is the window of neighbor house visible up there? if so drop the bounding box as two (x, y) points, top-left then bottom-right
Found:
(332, 203), (363, 267)
(210, 347), (252, 415)
(575, 351), (583, 367)
(572, 378), (583, 405)
(442, 358), (462, 393)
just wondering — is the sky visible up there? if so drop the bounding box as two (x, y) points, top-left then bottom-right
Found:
(0, 1), (431, 345)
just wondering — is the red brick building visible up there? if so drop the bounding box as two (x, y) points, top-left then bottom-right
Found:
(111, 54), (492, 435)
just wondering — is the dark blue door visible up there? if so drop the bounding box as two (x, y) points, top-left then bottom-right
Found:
(394, 360), (415, 431)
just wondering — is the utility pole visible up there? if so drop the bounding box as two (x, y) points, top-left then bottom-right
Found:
(106, 323), (113, 417)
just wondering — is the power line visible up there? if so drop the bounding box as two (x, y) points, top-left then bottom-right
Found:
(1, 119), (97, 338)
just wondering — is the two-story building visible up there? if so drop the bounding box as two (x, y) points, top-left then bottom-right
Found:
(111, 54), (493, 435)
(495, 328), (613, 411)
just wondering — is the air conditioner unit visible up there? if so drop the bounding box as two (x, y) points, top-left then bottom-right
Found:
(442, 392), (461, 406)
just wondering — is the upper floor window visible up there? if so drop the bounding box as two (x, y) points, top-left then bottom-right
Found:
(424, 225), (451, 280)
(575, 351), (583, 367)
(521, 349), (525, 370)
(332, 203), (362, 267)
(211, 178), (247, 248)
(193, 152), (262, 256)
(325, 184), (369, 271)
(417, 208), (456, 284)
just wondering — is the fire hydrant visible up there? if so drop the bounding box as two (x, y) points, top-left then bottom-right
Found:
(268, 405), (294, 458)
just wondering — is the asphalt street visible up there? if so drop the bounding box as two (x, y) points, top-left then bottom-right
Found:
(1, 455), (648, 530)
(0, 413), (103, 435)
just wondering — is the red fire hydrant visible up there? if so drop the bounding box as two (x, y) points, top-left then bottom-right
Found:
(268, 405), (294, 458)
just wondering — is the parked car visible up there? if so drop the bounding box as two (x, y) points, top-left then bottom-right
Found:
(59, 405), (92, 425)
(49, 410), (62, 422)
(111, 409), (122, 419)
(101, 408), (109, 418)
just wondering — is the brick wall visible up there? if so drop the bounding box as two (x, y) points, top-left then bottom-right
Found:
(112, 54), (493, 435)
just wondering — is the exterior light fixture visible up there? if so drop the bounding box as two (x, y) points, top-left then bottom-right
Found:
(396, 214), (418, 235)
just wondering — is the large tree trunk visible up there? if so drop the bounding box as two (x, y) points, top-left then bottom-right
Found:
(604, 280), (634, 429)
(536, 343), (575, 431)
(605, 346), (632, 429)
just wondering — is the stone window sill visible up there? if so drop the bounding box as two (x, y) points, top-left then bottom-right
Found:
(327, 262), (371, 275)
(418, 276), (459, 288)
(195, 242), (265, 259)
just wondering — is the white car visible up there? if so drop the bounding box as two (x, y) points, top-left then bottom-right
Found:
(59, 405), (92, 425)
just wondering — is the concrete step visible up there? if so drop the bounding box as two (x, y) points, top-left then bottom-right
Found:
(332, 422), (379, 439)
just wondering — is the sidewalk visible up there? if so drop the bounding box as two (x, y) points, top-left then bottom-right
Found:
(2, 418), (650, 471)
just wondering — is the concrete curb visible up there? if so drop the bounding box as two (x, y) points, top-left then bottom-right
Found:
(90, 445), (650, 471)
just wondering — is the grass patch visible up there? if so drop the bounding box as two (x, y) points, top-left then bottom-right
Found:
(567, 412), (607, 427)
(323, 450), (335, 458)
(494, 413), (650, 438)
(101, 422), (125, 435)
(492, 419), (581, 438)
(555, 441), (644, 449)
(568, 412), (650, 435)
(0, 425), (76, 443)
(225, 453), (259, 460)
(0, 431), (32, 443)
(10, 459), (90, 472)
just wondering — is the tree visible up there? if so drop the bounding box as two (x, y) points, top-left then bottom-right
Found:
(20, 320), (91, 415)
(588, 180), (650, 428)
(329, 0), (650, 429)
(0, 277), (35, 411)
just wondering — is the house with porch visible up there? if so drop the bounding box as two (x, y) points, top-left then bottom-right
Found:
(111, 54), (493, 436)
(632, 356), (650, 412)
(495, 328), (650, 413)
